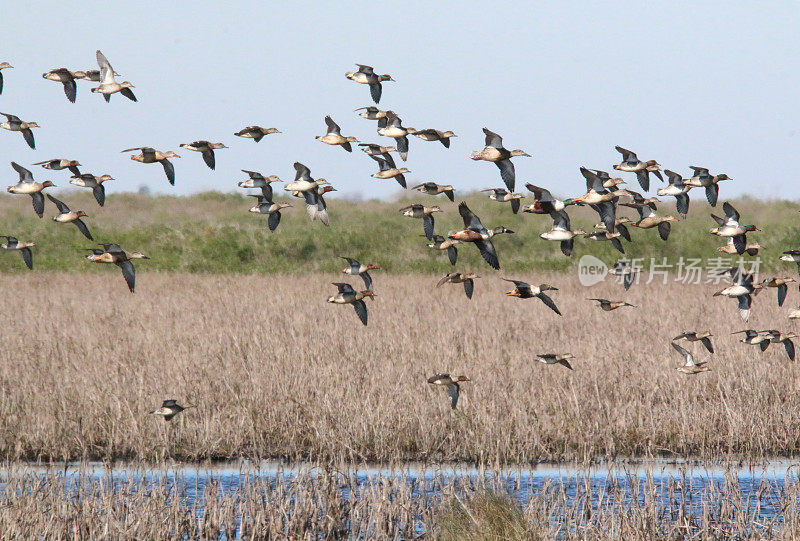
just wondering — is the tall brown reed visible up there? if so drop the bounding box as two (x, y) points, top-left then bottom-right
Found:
(0, 272), (798, 463)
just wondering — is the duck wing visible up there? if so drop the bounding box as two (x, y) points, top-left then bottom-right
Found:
(21, 129), (35, 149)
(63, 79), (77, 103)
(161, 159), (175, 185)
(396, 136), (409, 161)
(447, 246), (457, 266)
(458, 201), (483, 230)
(352, 299), (368, 326)
(495, 159), (515, 192)
(615, 145), (638, 164)
(580, 167), (605, 192)
(324, 115), (341, 135)
(96, 50), (115, 84)
(46, 194), (70, 214)
(423, 214), (435, 240)
(722, 201), (740, 222)
(294, 162), (312, 182)
(361, 271), (372, 291)
(483, 128), (503, 148)
(785, 339), (796, 361)
(635, 169), (649, 192)
(671, 341), (694, 366)
(475, 238), (499, 270)
(526, 184), (554, 202)
(267, 210), (282, 231)
(30, 192), (44, 218)
(675, 193), (689, 217)
(705, 185), (720, 207)
(369, 82), (382, 103)
(93, 184), (105, 207)
(12, 161), (34, 182)
(463, 279), (474, 300)
(446, 383), (460, 409)
(538, 292), (561, 316)
(334, 282), (356, 294)
(120, 87), (137, 102)
(201, 149), (215, 170)
(20, 247), (32, 270)
(778, 283), (788, 307)
(116, 259), (136, 293)
(74, 219), (93, 240)
(700, 337), (714, 354)
(657, 221), (671, 241)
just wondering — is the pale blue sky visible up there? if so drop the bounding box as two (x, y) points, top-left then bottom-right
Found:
(2, 2), (798, 200)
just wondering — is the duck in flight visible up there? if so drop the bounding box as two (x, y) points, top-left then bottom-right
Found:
(400, 204), (441, 240)
(47, 194), (93, 240)
(238, 170), (280, 199)
(234, 125), (280, 142)
(32, 158), (81, 177)
(448, 202), (503, 270)
(345, 64), (394, 103)
(0, 236), (34, 269)
(0, 112), (38, 149)
(427, 374), (470, 409)
(428, 234), (459, 266)
(248, 196), (292, 232)
(672, 342), (710, 374)
(504, 279), (561, 315)
(540, 210), (584, 257)
(6, 162), (54, 218)
(42, 68), (79, 103)
(179, 140), (227, 170)
(316, 116), (358, 152)
(91, 50), (136, 102)
(470, 128), (530, 192)
(122, 147), (180, 185)
(536, 353), (574, 370)
(150, 399), (195, 422)
(70, 173), (113, 206)
(613, 146), (662, 191)
(413, 128), (456, 148)
(436, 272), (480, 299)
(673, 331), (714, 354)
(0, 62), (12, 94)
(684, 167), (730, 207)
(327, 282), (375, 326)
(369, 152), (408, 188)
(340, 257), (379, 290)
(86, 243), (150, 293)
(412, 182), (454, 201)
(588, 298), (635, 311)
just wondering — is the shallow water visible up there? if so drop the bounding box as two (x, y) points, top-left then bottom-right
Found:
(5, 459), (800, 538)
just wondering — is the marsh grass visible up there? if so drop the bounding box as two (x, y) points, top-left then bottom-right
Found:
(0, 272), (800, 463)
(0, 464), (797, 539)
(0, 191), (797, 274)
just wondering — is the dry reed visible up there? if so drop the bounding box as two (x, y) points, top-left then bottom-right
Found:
(0, 272), (798, 463)
(0, 464), (796, 539)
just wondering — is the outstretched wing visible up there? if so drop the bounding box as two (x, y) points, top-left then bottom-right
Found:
(324, 115), (341, 135)
(483, 128), (503, 148)
(116, 259), (136, 293)
(46, 194), (70, 214)
(352, 299), (368, 326)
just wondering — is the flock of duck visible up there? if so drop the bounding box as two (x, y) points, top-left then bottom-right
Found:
(0, 53), (796, 413)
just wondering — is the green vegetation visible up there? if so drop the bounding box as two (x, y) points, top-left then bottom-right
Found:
(0, 191), (797, 274)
